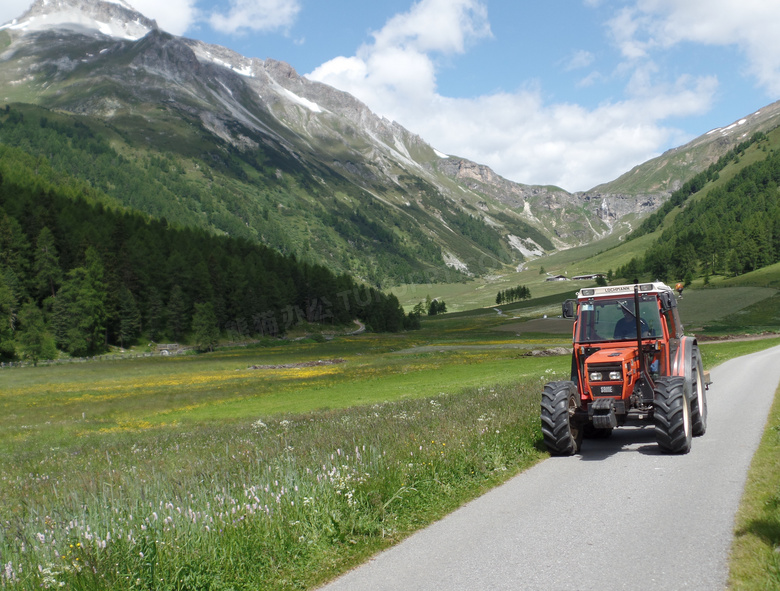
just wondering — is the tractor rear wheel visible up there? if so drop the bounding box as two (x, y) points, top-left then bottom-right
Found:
(653, 376), (692, 454)
(690, 348), (708, 436)
(541, 381), (583, 455)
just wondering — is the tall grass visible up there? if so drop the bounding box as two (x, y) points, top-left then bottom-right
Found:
(728, 382), (780, 590)
(0, 370), (559, 589)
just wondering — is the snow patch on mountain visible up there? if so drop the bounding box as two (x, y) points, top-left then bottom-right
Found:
(187, 41), (255, 78)
(1, 0), (155, 40)
(279, 87), (323, 113)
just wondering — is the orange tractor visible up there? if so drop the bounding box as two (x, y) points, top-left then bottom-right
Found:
(541, 282), (709, 455)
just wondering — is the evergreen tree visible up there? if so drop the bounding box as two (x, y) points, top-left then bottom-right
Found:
(33, 227), (61, 300)
(145, 287), (164, 342)
(16, 302), (56, 365)
(53, 263), (107, 356)
(428, 299), (446, 316)
(0, 269), (19, 360)
(192, 301), (219, 352)
(117, 285), (141, 348)
(412, 300), (427, 317)
(167, 284), (188, 340)
(0, 211), (30, 286)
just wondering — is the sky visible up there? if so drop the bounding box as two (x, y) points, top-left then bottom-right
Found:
(3, 0), (780, 192)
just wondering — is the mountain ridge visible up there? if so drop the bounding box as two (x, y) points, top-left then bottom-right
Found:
(1, 0), (778, 282)
(3, 0), (157, 40)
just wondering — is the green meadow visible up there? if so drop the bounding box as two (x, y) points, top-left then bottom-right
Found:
(2, 274), (780, 589)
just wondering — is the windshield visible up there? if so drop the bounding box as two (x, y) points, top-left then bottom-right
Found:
(575, 297), (662, 343)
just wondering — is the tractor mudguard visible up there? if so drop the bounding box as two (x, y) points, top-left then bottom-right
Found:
(671, 336), (696, 401)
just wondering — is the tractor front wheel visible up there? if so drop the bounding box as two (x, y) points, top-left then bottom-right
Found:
(690, 348), (708, 436)
(541, 381), (583, 455)
(654, 376), (692, 454)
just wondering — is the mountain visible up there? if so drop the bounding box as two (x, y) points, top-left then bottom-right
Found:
(612, 125), (780, 288)
(593, 101), (780, 196)
(1, 0), (778, 284)
(2, 0), (157, 40)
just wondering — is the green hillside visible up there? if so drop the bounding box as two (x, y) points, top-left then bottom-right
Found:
(0, 104), (459, 285)
(0, 147), (415, 362)
(614, 130), (780, 284)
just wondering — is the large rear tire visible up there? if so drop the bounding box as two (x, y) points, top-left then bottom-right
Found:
(541, 381), (583, 455)
(690, 348), (708, 436)
(654, 376), (692, 454)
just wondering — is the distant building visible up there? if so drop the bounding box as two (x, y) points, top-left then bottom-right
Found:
(545, 274), (568, 282)
(156, 343), (181, 355)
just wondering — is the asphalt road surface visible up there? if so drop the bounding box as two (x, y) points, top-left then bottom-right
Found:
(319, 345), (780, 591)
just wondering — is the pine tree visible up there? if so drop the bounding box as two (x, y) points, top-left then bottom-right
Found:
(146, 287), (164, 342)
(53, 265), (107, 356)
(192, 301), (219, 352)
(16, 302), (55, 366)
(0, 212), (30, 285)
(117, 285), (141, 349)
(34, 227), (61, 300)
(167, 285), (188, 341)
(0, 269), (19, 360)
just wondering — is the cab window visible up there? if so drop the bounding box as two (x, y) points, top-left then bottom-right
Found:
(575, 297), (662, 343)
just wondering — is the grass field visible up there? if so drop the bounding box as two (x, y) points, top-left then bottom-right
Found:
(3, 274), (780, 589)
(728, 380), (780, 590)
(0, 322), (573, 590)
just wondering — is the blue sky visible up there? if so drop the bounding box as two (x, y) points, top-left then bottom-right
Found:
(3, 0), (780, 192)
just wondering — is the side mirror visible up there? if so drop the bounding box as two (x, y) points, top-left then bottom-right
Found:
(562, 299), (577, 319)
(659, 292), (673, 311)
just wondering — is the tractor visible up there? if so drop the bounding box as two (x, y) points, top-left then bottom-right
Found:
(541, 282), (710, 455)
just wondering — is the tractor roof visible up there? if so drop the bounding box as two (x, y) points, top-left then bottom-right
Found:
(576, 282), (673, 300)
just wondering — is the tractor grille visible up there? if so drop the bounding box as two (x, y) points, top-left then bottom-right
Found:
(587, 363), (623, 397)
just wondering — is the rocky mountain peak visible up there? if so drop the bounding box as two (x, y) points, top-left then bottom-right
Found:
(1, 0), (157, 40)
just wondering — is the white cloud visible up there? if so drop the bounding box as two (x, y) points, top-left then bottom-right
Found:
(208, 0), (301, 35)
(404, 74), (716, 192)
(609, 0), (780, 95)
(309, 0), (721, 191)
(130, 0), (198, 36)
(565, 49), (595, 71)
(309, 0), (491, 121)
(372, 0), (491, 54)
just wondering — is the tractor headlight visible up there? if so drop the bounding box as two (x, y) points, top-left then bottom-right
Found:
(609, 371), (622, 380)
(589, 372), (603, 382)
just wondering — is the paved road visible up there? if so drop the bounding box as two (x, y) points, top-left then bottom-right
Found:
(319, 345), (780, 591)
